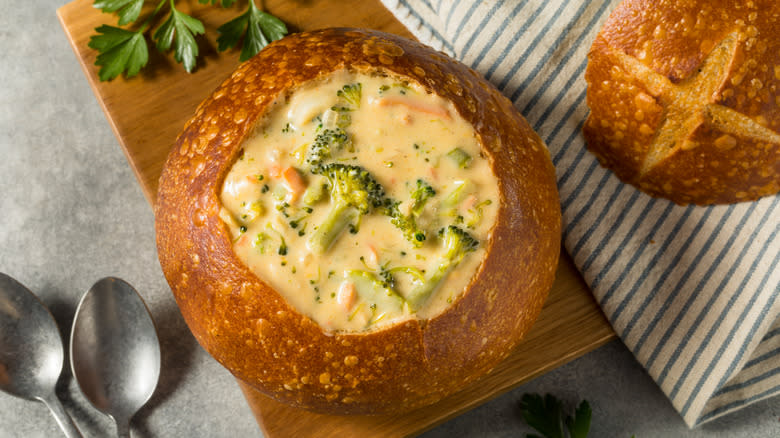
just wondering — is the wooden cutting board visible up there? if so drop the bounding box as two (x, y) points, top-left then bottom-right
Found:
(57, 0), (616, 436)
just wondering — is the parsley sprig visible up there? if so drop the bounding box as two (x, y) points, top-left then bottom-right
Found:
(89, 24), (150, 80)
(216, 0), (288, 62)
(89, 0), (287, 81)
(93, 0), (146, 25)
(519, 393), (592, 438)
(152, 3), (205, 73)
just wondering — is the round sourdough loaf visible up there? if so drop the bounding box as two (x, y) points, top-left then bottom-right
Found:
(154, 28), (560, 415)
(584, 0), (780, 205)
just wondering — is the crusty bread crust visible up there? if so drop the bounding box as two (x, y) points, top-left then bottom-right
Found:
(584, 0), (780, 205)
(155, 28), (560, 415)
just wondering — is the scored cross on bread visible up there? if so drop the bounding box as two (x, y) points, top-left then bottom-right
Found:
(584, 0), (780, 205)
(608, 32), (780, 174)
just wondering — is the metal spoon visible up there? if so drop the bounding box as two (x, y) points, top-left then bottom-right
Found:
(0, 272), (83, 437)
(70, 277), (160, 438)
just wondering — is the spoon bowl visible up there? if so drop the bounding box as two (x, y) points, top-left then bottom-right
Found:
(0, 272), (82, 437)
(70, 277), (160, 438)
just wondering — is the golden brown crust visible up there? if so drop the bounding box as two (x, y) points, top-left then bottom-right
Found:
(155, 28), (560, 415)
(584, 0), (780, 204)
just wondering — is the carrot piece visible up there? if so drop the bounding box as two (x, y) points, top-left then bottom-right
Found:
(462, 194), (478, 210)
(428, 166), (438, 182)
(281, 166), (307, 203)
(268, 165), (282, 179)
(246, 174), (265, 184)
(374, 96), (451, 120)
(337, 281), (357, 311)
(366, 244), (379, 268)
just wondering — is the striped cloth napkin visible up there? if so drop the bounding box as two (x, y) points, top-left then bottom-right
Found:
(379, 0), (780, 427)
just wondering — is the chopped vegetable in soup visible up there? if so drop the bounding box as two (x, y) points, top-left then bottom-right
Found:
(219, 70), (498, 333)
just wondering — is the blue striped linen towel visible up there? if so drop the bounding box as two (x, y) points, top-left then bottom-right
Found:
(379, 0), (780, 427)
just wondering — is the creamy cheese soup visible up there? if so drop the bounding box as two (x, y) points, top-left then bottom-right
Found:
(220, 70), (499, 333)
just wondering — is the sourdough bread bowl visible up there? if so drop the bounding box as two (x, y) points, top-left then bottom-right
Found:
(155, 28), (560, 415)
(584, 0), (780, 205)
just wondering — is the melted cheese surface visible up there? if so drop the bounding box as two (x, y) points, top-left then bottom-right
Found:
(220, 71), (498, 333)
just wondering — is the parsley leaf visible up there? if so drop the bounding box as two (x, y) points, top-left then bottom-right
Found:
(152, 3), (205, 73)
(89, 0), (287, 80)
(216, 0), (287, 62)
(93, 0), (145, 26)
(520, 393), (566, 438)
(88, 25), (149, 81)
(519, 393), (591, 438)
(565, 399), (591, 438)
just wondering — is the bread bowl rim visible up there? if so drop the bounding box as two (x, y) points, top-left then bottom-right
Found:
(154, 27), (562, 415)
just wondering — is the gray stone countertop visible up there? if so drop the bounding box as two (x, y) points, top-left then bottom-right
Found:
(0, 1), (777, 437)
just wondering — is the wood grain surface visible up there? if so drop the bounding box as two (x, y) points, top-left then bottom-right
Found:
(57, 0), (615, 436)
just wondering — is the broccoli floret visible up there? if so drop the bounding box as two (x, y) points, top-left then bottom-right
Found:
(409, 179), (436, 217)
(389, 206), (427, 247)
(374, 263), (426, 292)
(304, 85), (361, 171)
(344, 270), (405, 325)
(308, 163), (388, 253)
(336, 83), (362, 108)
(302, 178), (328, 205)
(329, 83), (362, 128)
(377, 265), (395, 289)
(253, 232), (270, 254)
(306, 127), (350, 171)
(405, 225), (478, 310)
(388, 179), (436, 247)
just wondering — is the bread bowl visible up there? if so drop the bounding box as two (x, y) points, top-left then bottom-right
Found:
(584, 0), (780, 205)
(155, 28), (560, 415)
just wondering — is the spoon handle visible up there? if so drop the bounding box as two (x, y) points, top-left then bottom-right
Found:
(40, 393), (83, 438)
(114, 418), (131, 438)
